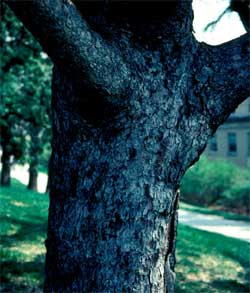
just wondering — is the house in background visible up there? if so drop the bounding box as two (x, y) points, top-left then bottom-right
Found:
(205, 98), (250, 168)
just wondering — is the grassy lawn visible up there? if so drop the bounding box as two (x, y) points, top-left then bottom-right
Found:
(0, 179), (249, 292)
(176, 225), (250, 292)
(180, 201), (250, 222)
(0, 179), (48, 292)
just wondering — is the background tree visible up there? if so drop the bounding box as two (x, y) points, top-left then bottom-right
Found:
(0, 5), (52, 189)
(5, 0), (250, 292)
(0, 115), (25, 186)
(21, 59), (52, 191)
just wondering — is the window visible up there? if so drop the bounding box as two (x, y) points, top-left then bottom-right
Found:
(209, 135), (217, 152)
(228, 133), (237, 156)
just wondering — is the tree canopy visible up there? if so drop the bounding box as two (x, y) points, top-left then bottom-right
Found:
(1, 4), (52, 185)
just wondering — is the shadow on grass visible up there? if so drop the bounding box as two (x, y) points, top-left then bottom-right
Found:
(0, 179), (48, 291)
(0, 254), (44, 292)
(211, 280), (249, 292)
(0, 218), (47, 290)
(0, 216), (47, 245)
(222, 246), (250, 289)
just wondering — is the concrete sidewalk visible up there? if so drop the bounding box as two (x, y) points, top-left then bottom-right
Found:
(179, 209), (250, 243)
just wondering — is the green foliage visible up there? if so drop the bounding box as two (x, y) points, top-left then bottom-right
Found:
(0, 4), (52, 168)
(1, 180), (249, 292)
(38, 141), (51, 170)
(181, 155), (250, 214)
(222, 169), (250, 213)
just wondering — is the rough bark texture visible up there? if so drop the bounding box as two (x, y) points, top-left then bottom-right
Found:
(1, 147), (11, 186)
(45, 65), (196, 292)
(6, 0), (131, 97)
(44, 7), (212, 288)
(27, 128), (40, 191)
(28, 161), (38, 191)
(193, 34), (250, 129)
(6, 0), (250, 292)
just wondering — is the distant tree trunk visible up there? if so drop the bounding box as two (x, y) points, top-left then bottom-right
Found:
(45, 174), (50, 194)
(1, 146), (11, 186)
(45, 157), (51, 194)
(28, 127), (40, 191)
(28, 159), (38, 191)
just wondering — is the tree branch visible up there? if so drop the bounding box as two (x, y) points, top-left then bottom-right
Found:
(5, 0), (131, 97)
(193, 33), (250, 129)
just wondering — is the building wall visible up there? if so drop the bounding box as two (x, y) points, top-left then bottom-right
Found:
(230, 99), (250, 117)
(205, 99), (250, 168)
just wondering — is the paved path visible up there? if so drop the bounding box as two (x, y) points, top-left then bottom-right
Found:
(179, 209), (250, 243)
(5, 165), (250, 243)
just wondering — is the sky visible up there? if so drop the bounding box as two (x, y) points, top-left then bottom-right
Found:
(192, 0), (246, 45)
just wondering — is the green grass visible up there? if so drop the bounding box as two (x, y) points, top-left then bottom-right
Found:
(180, 201), (250, 222)
(176, 225), (250, 292)
(0, 179), (48, 292)
(0, 180), (249, 292)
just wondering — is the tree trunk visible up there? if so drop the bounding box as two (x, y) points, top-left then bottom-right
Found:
(1, 148), (11, 186)
(44, 59), (210, 292)
(45, 174), (50, 194)
(45, 157), (51, 194)
(28, 160), (38, 191)
(5, 2), (250, 291)
(28, 126), (41, 192)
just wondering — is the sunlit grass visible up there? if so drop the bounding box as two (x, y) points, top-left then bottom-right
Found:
(0, 178), (249, 292)
(0, 178), (48, 291)
(176, 225), (250, 292)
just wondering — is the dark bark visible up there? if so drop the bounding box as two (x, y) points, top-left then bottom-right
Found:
(45, 176), (50, 194)
(1, 147), (11, 186)
(5, 0), (250, 292)
(1, 122), (13, 187)
(193, 34), (250, 129)
(230, 0), (250, 33)
(44, 32), (211, 290)
(45, 157), (51, 194)
(6, 0), (131, 97)
(27, 127), (40, 191)
(28, 161), (38, 191)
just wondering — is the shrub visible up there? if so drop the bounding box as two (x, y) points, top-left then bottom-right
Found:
(181, 155), (250, 214)
(221, 169), (250, 214)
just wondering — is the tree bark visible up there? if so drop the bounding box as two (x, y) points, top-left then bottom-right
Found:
(28, 160), (38, 191)
(5, 1), (250, 292)
(5, 0), (132, 97)
(45, 45), (211, 291)
(45, 172), (50, 194)
(27, 127), (40, 191)
(193, 34), (250, 129)
(45, 157), (51, 194)
(1, 147), (11, 186)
